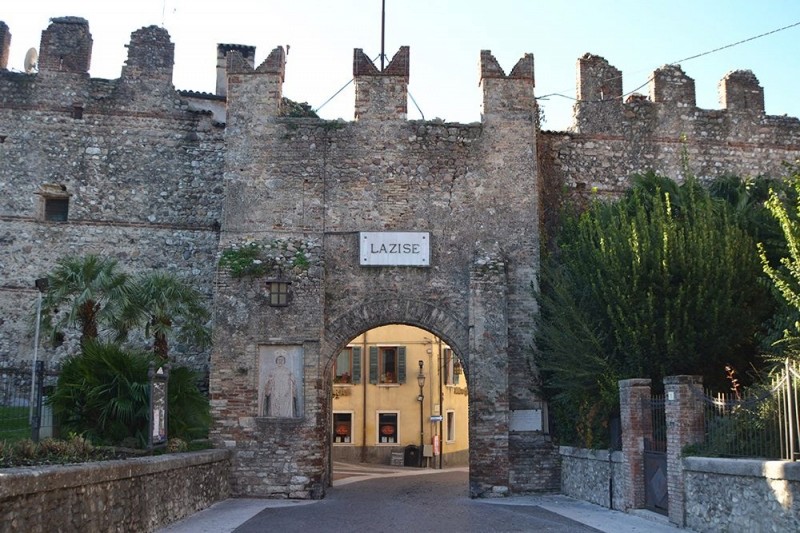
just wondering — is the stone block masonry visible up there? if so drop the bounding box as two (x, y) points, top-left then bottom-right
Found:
(0, 450), (231, 532)
(684, 457), (800, 532)
(0, 18), (224, 371)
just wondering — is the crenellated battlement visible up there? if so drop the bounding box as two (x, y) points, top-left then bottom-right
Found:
(2, 15), (800, 502)
(121, 26), (174, 83)
(571, 52), (800, 160)
(224, 46), (286, 126)
(479, 50), (536, 122)
(38, 17), (92, 74)
(353, 46), (410, 121)
(650, 64), (696, 106)
(720, 69), (764, 114)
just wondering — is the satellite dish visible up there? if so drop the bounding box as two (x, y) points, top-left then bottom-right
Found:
(24, 48), (38, 74)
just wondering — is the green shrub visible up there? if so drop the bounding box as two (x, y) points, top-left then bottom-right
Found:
(48, 341), (210, 447)
(49, 341), (152, 446)
(537, 174), (776, 447)
(167, 367), (211, 441)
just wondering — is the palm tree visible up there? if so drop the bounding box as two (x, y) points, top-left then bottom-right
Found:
(41, 255), (131, 347)
(129, 272), (211, 361)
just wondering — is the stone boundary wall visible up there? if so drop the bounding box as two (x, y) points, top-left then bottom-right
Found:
(0, 449), (231, 532)
(683, 457), (800, 533)
(559, 446), (625, 510)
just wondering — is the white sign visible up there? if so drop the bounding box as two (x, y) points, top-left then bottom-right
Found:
(360, 232), (430, 267)
(509, 409), (543, 432)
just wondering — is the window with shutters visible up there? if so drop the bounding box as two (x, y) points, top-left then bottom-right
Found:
(368, 346), (406, 385)
(335, 346), (361, 384)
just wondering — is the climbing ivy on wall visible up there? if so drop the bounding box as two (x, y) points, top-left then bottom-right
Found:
(218, 239), (314, 278)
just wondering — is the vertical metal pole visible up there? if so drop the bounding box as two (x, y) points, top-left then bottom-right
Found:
(148, 362), (155, 449)
(29, 290), (42, 424)
(380, 0), (386, 71)
(438, 338), (444, 469)
(419, 360), (424, 467)
(361, 332), (368, 463)
(31, 360), (44, 442)
(787, 359), (797, 461)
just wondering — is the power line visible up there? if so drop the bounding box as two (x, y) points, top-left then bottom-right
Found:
(671, 20), (800, 65)
(537, 19), (800, 104)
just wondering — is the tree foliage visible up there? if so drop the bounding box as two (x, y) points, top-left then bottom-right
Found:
(40, 256), (210, 361)
(125, 272), (211, 361)
(759, 173), (800, 359)
(537, 174), (776, 447)
(41, 255), (131, 346)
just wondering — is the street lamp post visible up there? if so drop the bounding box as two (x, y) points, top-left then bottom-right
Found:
(417, 360), (426, 467)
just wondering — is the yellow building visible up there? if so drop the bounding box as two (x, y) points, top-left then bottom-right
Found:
(332, 324), (469, 467)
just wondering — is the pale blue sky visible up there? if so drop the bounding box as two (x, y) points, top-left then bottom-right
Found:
(4, 1), (799, 130)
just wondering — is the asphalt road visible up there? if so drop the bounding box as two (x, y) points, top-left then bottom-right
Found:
(233, 470), (601, 533)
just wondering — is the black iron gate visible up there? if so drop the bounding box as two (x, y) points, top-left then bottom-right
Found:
(643, 395), (668, 515)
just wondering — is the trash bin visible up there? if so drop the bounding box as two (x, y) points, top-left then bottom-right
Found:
(404, 444), (420, 467)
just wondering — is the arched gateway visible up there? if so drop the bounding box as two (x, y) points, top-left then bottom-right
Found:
(210, 46), (559, 498)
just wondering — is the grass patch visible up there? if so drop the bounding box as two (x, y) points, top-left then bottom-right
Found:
(0, 406), (30, 442)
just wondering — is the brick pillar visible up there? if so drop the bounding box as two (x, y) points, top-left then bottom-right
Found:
(664, 375), (704, 527)
(618, 378), (652, 510)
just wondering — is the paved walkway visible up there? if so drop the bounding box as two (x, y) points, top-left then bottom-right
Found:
(160, 462), (690, 533)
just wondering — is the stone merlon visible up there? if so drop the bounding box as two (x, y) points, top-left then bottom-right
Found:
(38, 16), (92, 74)
(353, 46), (410, 121)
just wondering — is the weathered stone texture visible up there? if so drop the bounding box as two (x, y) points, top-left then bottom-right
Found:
(684, 458), (800, 533)
(560, 446), (625, 510)
(37, 17), (92, 74)
(0, 450), (231, 532)
(212, 46), (549, 499)
(0, 22), (10, 70)
(0, 19), (223, 371)
(561, 55), (800, 199)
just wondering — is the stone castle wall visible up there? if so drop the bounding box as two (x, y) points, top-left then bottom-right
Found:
(2, 16), (800, 501)
(542, 54), (800, 199)
(0, 19), (223, 370)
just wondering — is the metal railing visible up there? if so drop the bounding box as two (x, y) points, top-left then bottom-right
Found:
(696, 360), (800, 460)
(0, 362), (58, 442)
(645, 394), (667, 453)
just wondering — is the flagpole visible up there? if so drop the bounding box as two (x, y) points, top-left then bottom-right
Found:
(381, 0), (386, 71)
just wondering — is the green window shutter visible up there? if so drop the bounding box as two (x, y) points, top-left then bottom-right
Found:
(352, 347), (362, 384)
(369, 346), (378, 384)
(398, 346), (406, 384)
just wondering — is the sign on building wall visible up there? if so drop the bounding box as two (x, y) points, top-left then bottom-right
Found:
(509, 409), (543, 432)
(359, 232), (430, 267)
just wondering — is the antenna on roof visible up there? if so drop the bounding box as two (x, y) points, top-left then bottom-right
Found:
(23, 48), (38, 74)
